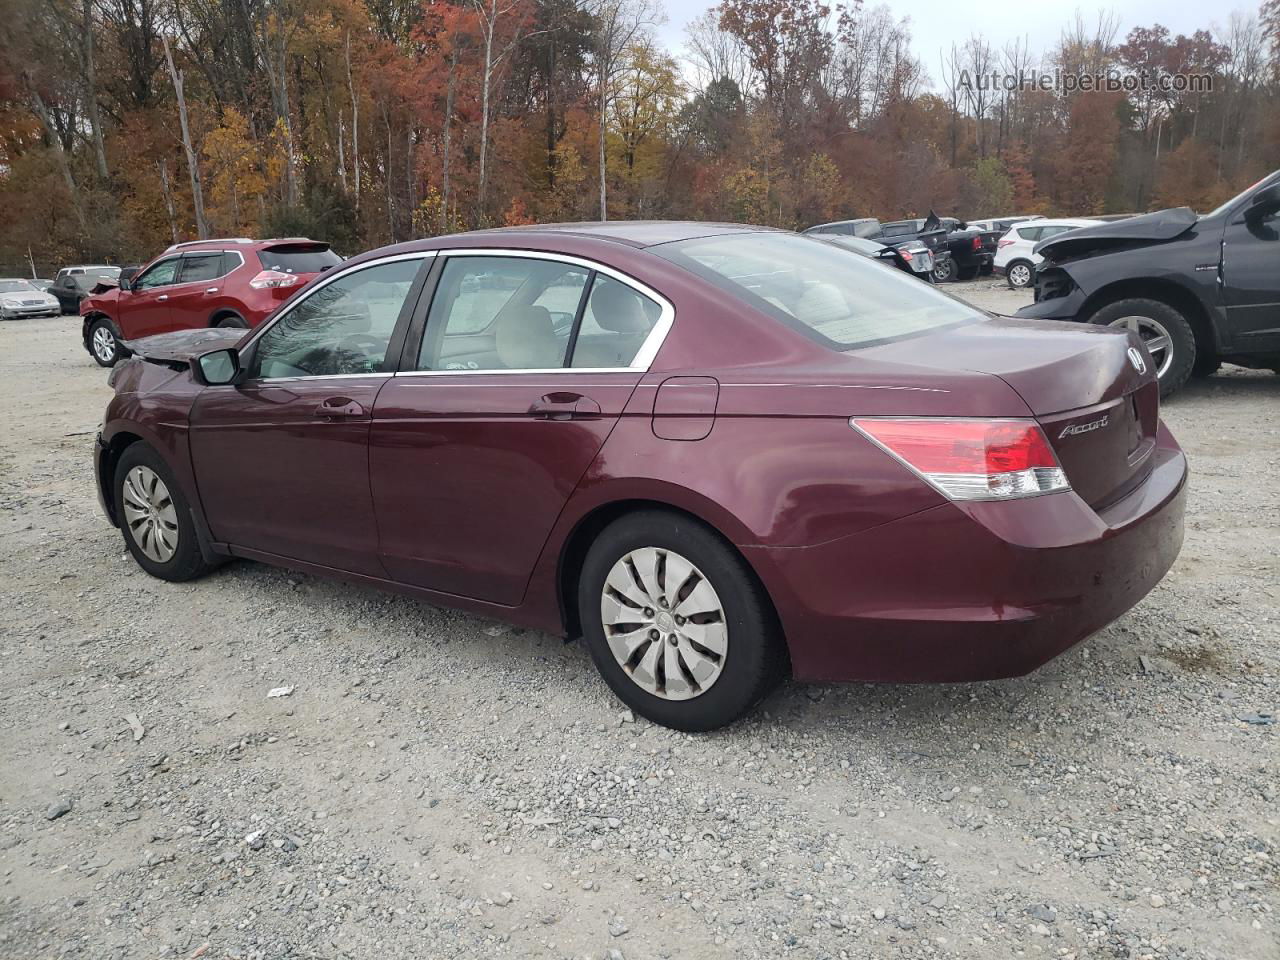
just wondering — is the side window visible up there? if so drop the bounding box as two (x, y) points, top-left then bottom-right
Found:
(135, 258), (180, 290)
(178, 253), (224, 284)
(250, 258), (422, 379)
(418, 257), (589, 371)
(1039, 226), (1070, 239)
(570, 275), (660, 368)
(1017, 226), (1044, 241)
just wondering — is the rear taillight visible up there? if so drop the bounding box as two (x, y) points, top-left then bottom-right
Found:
(899, 249), (913, 262)
(850, 418), (1070, 500)
(971, 235), (982, 251)
(997, 238), (1014, 247)
(249, 270), (301, 290)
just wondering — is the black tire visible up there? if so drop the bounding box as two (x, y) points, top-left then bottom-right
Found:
(88, 317), (120, 367)
(1006, 260), (1035, 289)
(214, 314), (248, 329)
(931, 258), (955, 282)
(1085, 298), (1196, 398)
(577, 510), (787, 732)
(113, 443), (215, 582)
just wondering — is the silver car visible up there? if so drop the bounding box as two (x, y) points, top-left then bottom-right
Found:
(0, 278), (61, 320)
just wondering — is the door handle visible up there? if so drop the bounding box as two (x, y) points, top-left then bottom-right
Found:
(314, 396), (365, 419)
(528, 392), (601, 421)
(205, 287), (219, 294)
(157, 294), (168, 301)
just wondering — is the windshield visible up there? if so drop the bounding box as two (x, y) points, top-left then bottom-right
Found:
(655, 233), (983, 350)
(0, 280), (39, 294)
(1203, 172), (1280, 219)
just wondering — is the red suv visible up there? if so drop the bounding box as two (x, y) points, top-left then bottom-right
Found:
(81, 238), (341, 366)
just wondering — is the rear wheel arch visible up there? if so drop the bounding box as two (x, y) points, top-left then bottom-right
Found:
(1080, 278), (1216, 362)
(556, 498), (783, 655)
(209, 309), (248, 329)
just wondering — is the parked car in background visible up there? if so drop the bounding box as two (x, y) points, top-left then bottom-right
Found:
(94, 221), (1186, 730)
(1017, 169), (1280, 396)
(809, 232), (936, 280)
(80, 237), (341, 367)
(994, 218), (1098, 288)
(804, 217), (953, 278)
(969, 215), (1044, 233)
(0, 278), (61, 319)
(50, 265), (121, 314)
(31, 278), (54, 291)
(879, 215), (1001, 282)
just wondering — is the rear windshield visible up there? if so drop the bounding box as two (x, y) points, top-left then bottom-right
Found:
(257, 245), (342, 274)
(654, 232), (983, 350)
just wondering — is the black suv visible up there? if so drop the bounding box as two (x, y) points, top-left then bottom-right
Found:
(1017, 170), (1280, 396)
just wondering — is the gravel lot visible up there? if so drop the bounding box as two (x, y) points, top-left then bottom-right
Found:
(2, 280), (1277, 960)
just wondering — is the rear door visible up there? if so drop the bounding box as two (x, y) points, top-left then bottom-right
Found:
(163, 251), (230, 328)
(119, 256), (181, 338)
(370, 251), (670, 605)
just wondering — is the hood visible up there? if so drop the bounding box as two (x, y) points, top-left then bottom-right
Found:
(1035, 206), (1197, 261)
(121, 327), (246, 365)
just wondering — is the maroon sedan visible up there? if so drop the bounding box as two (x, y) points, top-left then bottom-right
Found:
(94, 222), (1187, 730)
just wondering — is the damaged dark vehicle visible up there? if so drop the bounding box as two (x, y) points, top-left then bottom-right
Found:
(1017, 169), (1280, 397)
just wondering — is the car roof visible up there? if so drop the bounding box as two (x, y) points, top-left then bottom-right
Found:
(431, 221), (786, 250)
(161, 237), (323, 254)
(1024, 218), (1099, 227)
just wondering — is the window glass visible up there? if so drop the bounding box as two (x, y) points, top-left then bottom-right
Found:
(250, 258), (421, 379)
(179, 253), (225, 284)
(655, 232), (982, 351)
(571, 275), (660, 368)
(1017, 226), (1043, 241)
(135, 258), (180, 289)
(256, 245), (342, 274)
(418, 257), (589, 371)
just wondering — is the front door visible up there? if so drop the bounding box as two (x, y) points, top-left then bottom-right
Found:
(1222, 202), (1280, 350)
(120, 255), (181, 338)
(189, 254), (430, 575)
(164, 251), (230, 329)
(371, 253), (666, 605)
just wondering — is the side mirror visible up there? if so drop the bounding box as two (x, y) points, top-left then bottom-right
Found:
(1246, 182), (1280, 219)
(118, 266), (140, 291)
(195, 348), (244, 386)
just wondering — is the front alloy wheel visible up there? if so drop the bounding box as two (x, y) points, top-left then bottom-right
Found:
(90, 320), (119, 367)
(931, 258), (954, 282)
(121, 465), (180, 563)
(1107, 315), (1174, 380)
(601, 547), (728, 701)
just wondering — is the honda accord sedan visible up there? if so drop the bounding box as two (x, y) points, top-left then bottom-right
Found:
(94, 222), (1187, 730)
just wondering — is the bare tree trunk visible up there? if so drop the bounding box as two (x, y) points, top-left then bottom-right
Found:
(157, 160), (179, 243)
(384, 106), (396, 239)
(82, 0), (109, 181)
(161, 35), (209, 239)
(337, 113), (347, 193)
(477, 6), (495, 225)
(346, 31), (360, 210)
(598, 81), (607, 220)
(441, 46), (458, 233)
(26, 79), (89, 239)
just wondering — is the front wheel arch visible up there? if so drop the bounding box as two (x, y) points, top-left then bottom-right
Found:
(1078, 279), (1216, 367)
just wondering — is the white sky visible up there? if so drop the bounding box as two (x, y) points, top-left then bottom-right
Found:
(653, 1), (1252, 90)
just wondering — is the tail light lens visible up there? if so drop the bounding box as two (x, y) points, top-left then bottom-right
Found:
(971, 235), (983, 251)
(249, 270), (301, 290)
(899, 249), (913, 262)
(997, 238), (1014, 247)
(850, 418), (1070, 500)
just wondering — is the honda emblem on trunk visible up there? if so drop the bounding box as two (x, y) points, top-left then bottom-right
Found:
(1127, 346), (1147, 375)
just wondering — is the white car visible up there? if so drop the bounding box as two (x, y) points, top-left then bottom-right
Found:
(993, 218), (1098, 289)
(0, 278), (61, 320)
(968, 215), (1043, 233)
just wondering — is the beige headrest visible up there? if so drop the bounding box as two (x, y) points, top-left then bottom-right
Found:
(495, 305), (562, 369)
(589, 278), (653, 334)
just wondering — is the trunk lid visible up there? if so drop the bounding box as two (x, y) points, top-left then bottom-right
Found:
(859, 318), (1159, 508)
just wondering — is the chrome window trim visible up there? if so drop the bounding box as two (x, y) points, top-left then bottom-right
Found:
(395, 247), (675, 378)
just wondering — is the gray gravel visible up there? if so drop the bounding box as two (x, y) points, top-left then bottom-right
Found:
(1, 289), (1277, 960)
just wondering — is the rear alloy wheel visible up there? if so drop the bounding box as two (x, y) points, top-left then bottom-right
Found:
(579, 510), (785, 731)
(114, 443), (216, 582)
(931, 259), (955, 282)
(1088, 298), (1196, 398)
(89, 319), (120, 367)
(1006, 261), (1034, 289)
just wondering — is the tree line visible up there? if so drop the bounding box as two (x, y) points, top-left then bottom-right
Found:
(1, 0), (1278, 269)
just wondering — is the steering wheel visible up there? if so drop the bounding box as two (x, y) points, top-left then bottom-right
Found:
(334, 333), (389, 372)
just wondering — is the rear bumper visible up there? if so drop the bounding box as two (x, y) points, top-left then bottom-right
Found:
(749, 425), (1187, 683)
